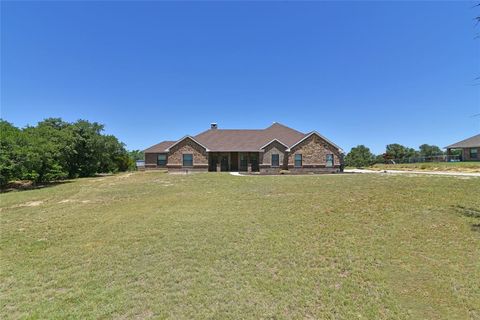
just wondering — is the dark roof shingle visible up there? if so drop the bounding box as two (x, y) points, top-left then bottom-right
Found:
(144, 122), (340, 153)
(446, 134), (480, 149)
(143, 140), (175, 153)
(193, 123), (306, 151)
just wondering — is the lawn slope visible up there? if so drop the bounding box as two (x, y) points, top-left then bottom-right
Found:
(1, 172), (479, 319)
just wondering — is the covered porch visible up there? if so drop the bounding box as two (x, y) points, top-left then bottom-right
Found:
(208, 152), (260, 172)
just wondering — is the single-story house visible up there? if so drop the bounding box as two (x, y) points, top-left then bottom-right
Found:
(446, 134), (479, 161)
(144, 122), (344, 173)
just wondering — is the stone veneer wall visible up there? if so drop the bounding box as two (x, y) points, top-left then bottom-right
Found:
(287, 134), (342, 169)
(260, 141), (288, 171)
(167, 138), (208, 169)
(260, 141), (287, 168)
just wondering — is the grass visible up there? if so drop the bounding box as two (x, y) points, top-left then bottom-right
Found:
(370, 161), (480, 173)
(1, 172), (479, 319)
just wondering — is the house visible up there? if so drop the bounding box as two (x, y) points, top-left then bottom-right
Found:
(446, 134), (480, 161)
(143, 122), (344, 173)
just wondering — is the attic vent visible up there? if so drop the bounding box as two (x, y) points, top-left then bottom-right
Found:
(211, 123), (218, 130)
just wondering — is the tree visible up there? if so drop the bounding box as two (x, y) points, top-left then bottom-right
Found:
(344, 145), (375, 168)
(0, 118), (132, 187)
(129, 150), (144, 161)
(385, 144), (416, 163)
(0, 120), (25, 186)
(418, 144), (444, 158)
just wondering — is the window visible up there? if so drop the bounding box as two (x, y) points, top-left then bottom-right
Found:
(294, 154), (302, 167)
(470, 148), (478, 159)
(326, 154), (334, 167)
(157, 154), (167, 166)
(271, 154), (280, 167)
(183, 154), (193, 167)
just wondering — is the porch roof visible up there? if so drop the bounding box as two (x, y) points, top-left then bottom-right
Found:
(446, 134), (480, 149)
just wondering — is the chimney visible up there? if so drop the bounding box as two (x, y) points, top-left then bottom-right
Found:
(210, 123), (218, 130)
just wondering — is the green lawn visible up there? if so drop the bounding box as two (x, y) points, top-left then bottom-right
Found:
(370, 161), (480, 173)
(1, 172), (479, 319)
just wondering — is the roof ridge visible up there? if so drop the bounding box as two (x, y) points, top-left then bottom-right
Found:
(265, 122), (305, 135)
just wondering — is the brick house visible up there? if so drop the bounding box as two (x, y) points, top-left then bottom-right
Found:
(144, 122), (344, 173)
(446, 134), (480, 161)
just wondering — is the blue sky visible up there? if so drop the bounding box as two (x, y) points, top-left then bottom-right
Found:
(1, 1), (479, 154)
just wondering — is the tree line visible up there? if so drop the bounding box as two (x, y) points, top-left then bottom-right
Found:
(0, 118), (142, 188)
(344, 143), (448, 168)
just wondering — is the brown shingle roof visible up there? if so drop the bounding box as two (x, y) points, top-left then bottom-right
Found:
(446, 134), (480, 149)
(143, 140), (175, 153)
(194, 123), (306, 152)
(144, 123), (340, 153)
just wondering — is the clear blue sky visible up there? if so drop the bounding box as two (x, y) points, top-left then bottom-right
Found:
(1, 1), (479, 154)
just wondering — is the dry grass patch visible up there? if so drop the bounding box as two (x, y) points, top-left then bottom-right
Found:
(370, 161), (480, 173)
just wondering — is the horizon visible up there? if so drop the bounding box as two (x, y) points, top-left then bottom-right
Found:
(2, 1), (479, 154)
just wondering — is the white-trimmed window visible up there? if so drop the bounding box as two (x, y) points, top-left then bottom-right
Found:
(183, 154), (193, 167)
(326, 154), (334, 167)
(294, 154), (302, 167)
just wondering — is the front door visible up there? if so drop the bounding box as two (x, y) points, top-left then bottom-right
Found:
(208, 154), (218, 171)
(221, 155), (229, 171)
(230, 152), (239, 171)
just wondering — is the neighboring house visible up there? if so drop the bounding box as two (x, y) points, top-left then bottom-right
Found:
(144, 122), (344, 173)
(446, 134), (480, 161)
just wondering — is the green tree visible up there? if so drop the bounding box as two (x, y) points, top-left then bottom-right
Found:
(0, 120), (25, 186)
(129, 150), (144, 161)
(344, 145), (375, 168)
(0, 117), (132, 187)
(418, 144), (444, 157)
(385, 144), (416, 163)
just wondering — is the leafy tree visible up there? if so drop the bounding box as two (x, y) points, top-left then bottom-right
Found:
(344, 145), (375, 168)
(129, 150), (144, 161)
(0, 120), (25, 186)
(418, 144), (444, 157)
(385, 144), (416, 163)
(0, 118), (132, 188)
(374, 154), (387, 164)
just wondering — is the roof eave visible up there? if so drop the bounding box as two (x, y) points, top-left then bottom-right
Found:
(286, 131), (343, 152)
(165, 135), (210, 152)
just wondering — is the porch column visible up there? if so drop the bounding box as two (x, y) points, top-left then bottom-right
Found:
(216, 162), (221, 172)
(247, 163), (252, 173)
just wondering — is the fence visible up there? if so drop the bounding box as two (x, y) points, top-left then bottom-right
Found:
(383, 154), (461, 164)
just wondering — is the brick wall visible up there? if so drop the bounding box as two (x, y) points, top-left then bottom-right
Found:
(288, 134), (342, 168)
(463, 147), (479, 161)
(260, 140), (288, 169)
(167, 138), (208, 169)
(145, 153), (157, 166)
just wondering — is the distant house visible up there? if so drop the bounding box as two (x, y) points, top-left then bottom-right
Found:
(446, 134), (480, 161)
(143, 122), (344, 173)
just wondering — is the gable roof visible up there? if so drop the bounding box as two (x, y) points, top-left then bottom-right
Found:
(287, 131), (343, 152)
(144, 122), (341, 153)
(143, 140), (175, 153)
(193, 122), (306, 152)
(260, 138), (289, 150)
(446, 134), (480, 149)
(165, 135), (209, 152)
